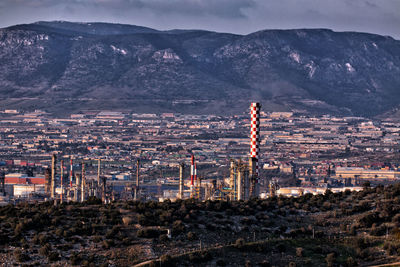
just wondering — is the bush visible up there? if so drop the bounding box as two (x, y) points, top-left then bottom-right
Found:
(137, 228), (162, 238)
(159, 234), (169, 242)
(122, 216), (134, 226)
(48, 251), (60, 262)
(326, 253), (336, 267)
(296, 247), (303, 257)
(258, 260), (271, 267)
(160, 254), (173, 264)
(276, 243), (286, 253)
(187, 231), (197, 241)
(39, 243), (51, 256)
(188, 251), (212, 263)
(14, 249), (29, 262)
(234, 238), (245, 248)
(346, 257), (356, 266)
(172, 220), (185, 235)
(102, 239), (114, 249)
(70, 252), (82, 265)
(216, 259), (226, 266)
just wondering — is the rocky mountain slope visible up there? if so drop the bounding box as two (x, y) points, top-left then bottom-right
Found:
(0, 21), (399, 116)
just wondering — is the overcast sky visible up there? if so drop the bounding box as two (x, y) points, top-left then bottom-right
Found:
(0, 0), (399, 39)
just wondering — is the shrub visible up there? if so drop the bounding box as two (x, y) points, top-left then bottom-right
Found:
(70, 252), (82, 265)
(235, 238), (245, 248)
(55, 228), (63, 237)
(276, 243), (286, 253)
(14, 249), (29, 262)
(258, 260), (271, 267)
(187, 231), (197, 241)
(160, 254), (173, 264)
(172, 220), (185, 235)
(326, 253), (336, 267)
(188, 251), (212, 263)
(137, 228), (162, 238)
(296, 247), (303, 257)
(216, 259), (226, 266)
(39, 243), (51, 256)
(159, 234), (169, 242)
(122, 216), (134, 226)
(346, 257), (357, 266)
(48, 251), (60, 262)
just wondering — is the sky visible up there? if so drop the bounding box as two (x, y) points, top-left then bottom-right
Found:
(0, 0), (399, 39)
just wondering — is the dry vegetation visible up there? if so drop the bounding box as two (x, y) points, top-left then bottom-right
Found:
(1, 184), (400, 266)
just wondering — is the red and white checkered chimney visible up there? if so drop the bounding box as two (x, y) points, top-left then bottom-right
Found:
(250, 102), (260, 177)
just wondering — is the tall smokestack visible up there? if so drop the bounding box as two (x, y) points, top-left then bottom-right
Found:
(179, 163), (184, 199)
(81, 161), (86, 202)
(51, 154), (56, 198)
(60, 160), (64, 203)
(249, 102), (261, 197)
(70, 157), (73, 188)
(97, 158), (101, 185)
(45, 168), (51, 194)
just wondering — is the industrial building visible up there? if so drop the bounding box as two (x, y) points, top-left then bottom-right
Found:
(335, 167), (400, 179)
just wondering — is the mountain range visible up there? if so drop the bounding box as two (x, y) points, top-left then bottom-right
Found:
(0, 21), (399, 117)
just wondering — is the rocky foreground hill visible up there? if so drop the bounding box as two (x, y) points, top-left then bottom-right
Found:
(0, 21), (399, 116)
(1, 185), (400, 266)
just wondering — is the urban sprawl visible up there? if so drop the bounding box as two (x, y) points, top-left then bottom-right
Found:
(1, 106), (400, 205)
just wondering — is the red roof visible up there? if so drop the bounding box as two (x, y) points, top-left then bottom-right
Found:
(5, 177), (45, 185)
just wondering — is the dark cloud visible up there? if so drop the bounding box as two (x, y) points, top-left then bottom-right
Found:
(0, 0), (398, 39)
(364, 1), (378, 8)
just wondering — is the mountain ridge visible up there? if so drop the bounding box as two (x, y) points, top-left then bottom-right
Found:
(0, 21), (399, 117)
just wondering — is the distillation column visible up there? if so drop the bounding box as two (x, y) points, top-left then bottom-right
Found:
(81, 161), (86, 202)
(69, 157), (73, 188)
(179, 162), (184, 199)
(190, 155), (194, 197)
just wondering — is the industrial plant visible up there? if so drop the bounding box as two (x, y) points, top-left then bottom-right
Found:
(1, 103), (271, 204)
(0, 102), (399, 206)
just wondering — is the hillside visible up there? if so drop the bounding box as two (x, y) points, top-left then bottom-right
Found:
(2, 184), (400, 266)
(0, 21), (400, 116)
